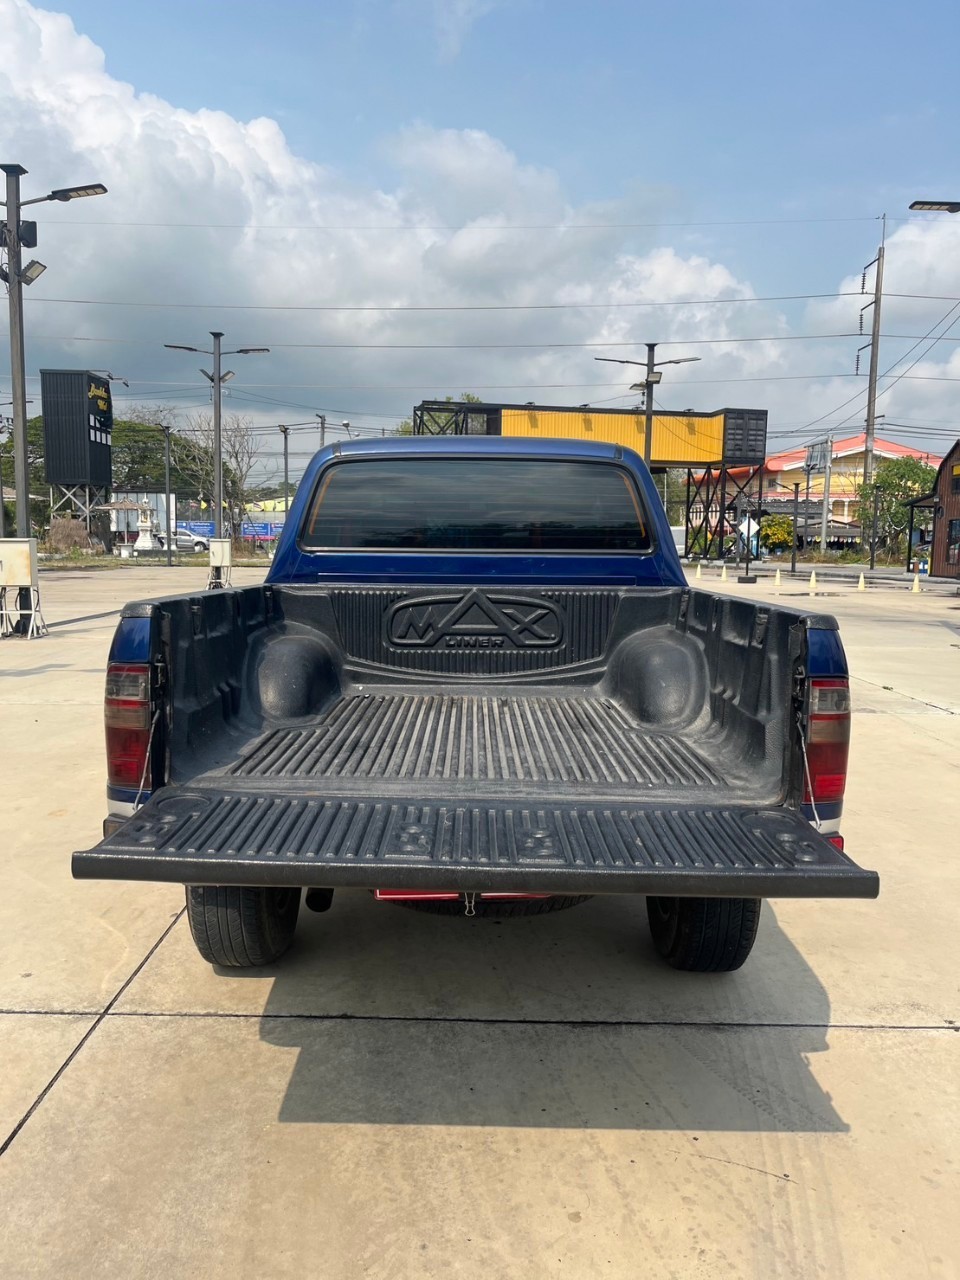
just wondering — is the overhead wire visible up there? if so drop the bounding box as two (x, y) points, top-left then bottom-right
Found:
(23, 290), (867, 313)
(793, 298), (960, 438)
(39, 214), (886, 231)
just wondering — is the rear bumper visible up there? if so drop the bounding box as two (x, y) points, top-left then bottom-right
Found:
(76, 786), (879, 900)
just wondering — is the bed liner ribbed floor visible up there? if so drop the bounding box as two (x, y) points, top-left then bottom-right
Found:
(226, 692), (721, 792)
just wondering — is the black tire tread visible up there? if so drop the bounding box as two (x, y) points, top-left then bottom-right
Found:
(646, 896), (761, 972)
(185, 885), (300, 967)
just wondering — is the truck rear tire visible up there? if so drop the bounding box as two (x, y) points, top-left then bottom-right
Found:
(185, 886), (301, 967)
(646, 896), (761, 972)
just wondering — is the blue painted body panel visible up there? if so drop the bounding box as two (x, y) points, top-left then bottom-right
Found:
(805, 626), (849, 678)
(267, 436), (686, 589)
(108, 615), (152, 664)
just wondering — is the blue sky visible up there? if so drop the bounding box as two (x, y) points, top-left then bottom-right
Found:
(2, 0), (960, 476)
(56, 0), (960, 275)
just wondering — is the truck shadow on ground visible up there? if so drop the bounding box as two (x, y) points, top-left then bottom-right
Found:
(254, 893), (846, 1133)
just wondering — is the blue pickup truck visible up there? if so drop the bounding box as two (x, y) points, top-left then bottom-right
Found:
(74, 436), (877, 972)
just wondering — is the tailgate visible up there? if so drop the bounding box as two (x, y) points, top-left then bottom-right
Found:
(74, 787), (879, 899)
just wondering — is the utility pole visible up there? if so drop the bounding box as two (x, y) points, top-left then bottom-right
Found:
(819, 436), (834, 551)
(316, 413), (326, 449)
(803, 462), (813, 551)
(166, 331), (268, 585)
(791, 482), (800, 575)
(278, 424), (290, 522)
(860, 220), (885, 488)
(0, 421), (7, 539)
(870, 484), (880, 572)
(162, 424), (173, 568)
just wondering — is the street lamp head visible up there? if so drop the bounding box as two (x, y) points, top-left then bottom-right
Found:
(166, 343), (203, 353)
(199, 368), (214, 382)
(235, 347), (270, 355)
(220, 371), (235, 383)
(47, 183), (107, 201)
(659, 356), (702, 366)
(909, 200), (960, 213)
(20, 259), (47, 285)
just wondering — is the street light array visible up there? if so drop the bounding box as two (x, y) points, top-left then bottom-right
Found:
(2, 164), (108, 543)
(595, 346), (702, 466)
(909, 200), (960, 214)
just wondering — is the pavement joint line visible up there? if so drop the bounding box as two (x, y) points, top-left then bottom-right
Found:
(0, 909), (185, 1160)
(46, 609), (122, 630)
(850, 674), (958, 714)
(3, 1009), (953, 1032)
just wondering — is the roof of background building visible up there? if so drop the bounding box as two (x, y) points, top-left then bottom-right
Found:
(765, 434), (942, 473)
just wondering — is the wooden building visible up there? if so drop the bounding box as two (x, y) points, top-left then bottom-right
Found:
(907, 439), (960, 579)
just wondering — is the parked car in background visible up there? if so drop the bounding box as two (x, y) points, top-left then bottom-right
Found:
(157, 530), (209, 553)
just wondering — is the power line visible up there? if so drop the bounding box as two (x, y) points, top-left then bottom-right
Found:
(40, 215), (885, 231)
(9, 328), (960, 351)
(23, 291), (868, 313)
(792, 300), (960, 435)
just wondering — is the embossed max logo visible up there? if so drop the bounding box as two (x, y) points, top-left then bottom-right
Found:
(387, 590), (564, 649)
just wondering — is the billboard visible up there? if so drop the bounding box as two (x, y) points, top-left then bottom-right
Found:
(40, 369), (113, 486)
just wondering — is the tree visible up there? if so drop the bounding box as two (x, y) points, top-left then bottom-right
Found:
(760, 514), (795, 551)
(110, 404), (181, 492)
(856, 457), (937, 554)
(395, 393), (484, 436)
(172, 412), (262, 539)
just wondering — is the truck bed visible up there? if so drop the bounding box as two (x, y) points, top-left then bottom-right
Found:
(226, 691), (722, 794)
(74, 583), (878, 899)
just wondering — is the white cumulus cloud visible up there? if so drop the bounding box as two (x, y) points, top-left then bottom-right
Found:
(1, 0), (957, 484)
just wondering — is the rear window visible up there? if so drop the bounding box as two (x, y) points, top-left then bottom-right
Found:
(300, 457), (651, 552)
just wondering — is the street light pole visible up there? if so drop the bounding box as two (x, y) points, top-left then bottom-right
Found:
(2, 163), (107, 634)
(2, 165), (29, 540)
(644, 342), (657, 469)
(819, 436), (834, 551)
(211, 331), (224, 542)
(279, 424), (290, 520)
(162, 424), (173, 568)
(594, 349), (700, 468)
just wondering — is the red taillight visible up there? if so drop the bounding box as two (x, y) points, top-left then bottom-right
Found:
(105, 663), (152, 791)
(804, 678), (851, 804)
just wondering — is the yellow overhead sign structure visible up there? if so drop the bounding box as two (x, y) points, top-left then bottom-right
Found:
(411, 400), (768, 466)
(500, 407), (726, 466)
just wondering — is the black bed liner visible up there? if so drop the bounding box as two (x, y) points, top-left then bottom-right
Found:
(74, 787), (877, 898)
(226, 692), (721, 793)
(75, 582), (878, 899)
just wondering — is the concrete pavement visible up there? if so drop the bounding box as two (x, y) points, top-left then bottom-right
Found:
(0, 567), (957, 1278)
